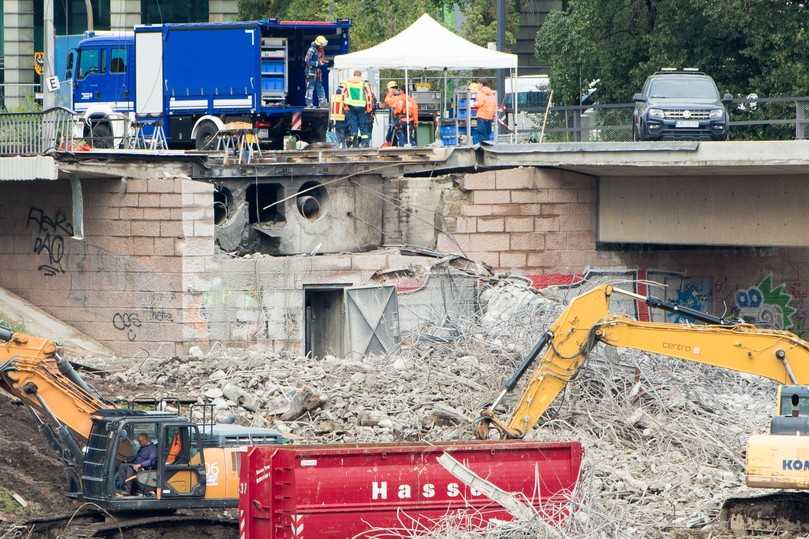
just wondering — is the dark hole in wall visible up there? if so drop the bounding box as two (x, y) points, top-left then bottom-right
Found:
(213, 186), (233, 225)
(247, 183), (285, 224)
(296, 181), (329, 221)
(304, 288), (345, 359)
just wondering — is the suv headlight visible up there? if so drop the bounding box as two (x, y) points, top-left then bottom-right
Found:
(710, 108), (724, 119)
(648, 108), (665, 120)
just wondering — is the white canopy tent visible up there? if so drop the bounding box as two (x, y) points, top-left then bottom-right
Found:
(333, 14), (519, 144)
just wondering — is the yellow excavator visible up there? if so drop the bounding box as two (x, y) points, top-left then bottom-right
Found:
(474, 283), (809, 529)
(0, 326), (284, 517)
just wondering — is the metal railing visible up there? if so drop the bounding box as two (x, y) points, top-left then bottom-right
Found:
(0, 107), (77, 156)
(510, 97), (809, 143)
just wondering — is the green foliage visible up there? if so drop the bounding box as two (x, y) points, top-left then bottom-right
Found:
(238, 0), (463, 51)
(459, 0), (520, 49)
(536, 0), (809, 105)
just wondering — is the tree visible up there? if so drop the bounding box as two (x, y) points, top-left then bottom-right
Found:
(238, 0), (465, 51)
(460, 0), (521, 49)
(536, 0), (809, 105)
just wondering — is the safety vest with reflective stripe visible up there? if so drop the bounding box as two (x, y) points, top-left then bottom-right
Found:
(331, 87), (346, 121)
(343, 79), (366, 107)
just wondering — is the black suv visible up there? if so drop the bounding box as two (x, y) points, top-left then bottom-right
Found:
(633, 69), (733, 141)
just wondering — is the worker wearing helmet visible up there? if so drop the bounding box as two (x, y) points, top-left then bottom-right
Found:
(383, 81), (401, 146)
(383, 81), (418, 146)
(305, 35), (329, 108)
(343, 70), (373, 147)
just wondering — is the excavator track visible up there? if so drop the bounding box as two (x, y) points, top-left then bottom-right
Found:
(721, 492), (809, 535)
(21, 510), (237, 538)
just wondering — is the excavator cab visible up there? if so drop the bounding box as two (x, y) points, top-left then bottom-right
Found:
(82, 411), (207, 510)
(776, 385), (809, 417)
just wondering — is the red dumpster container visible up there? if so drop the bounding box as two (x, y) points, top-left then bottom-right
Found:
(239, 440), (583, 538)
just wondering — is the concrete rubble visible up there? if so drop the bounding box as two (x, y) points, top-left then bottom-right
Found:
(79, 277), (775, 537)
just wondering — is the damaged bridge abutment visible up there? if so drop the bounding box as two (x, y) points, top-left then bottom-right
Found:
(3, 143), (809, 355)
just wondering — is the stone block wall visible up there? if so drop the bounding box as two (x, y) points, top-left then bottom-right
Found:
(441, 166), (809, 333)
(441, 167), (620, 272)
(0, 175), (213, 356)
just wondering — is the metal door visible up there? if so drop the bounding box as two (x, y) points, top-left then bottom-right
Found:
(135, 31), (164, 115)
(72, 45), (103, 110)
(344, 285), (400, 357)
(158, 423), (206, 499)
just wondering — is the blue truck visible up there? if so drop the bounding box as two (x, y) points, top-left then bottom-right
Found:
(64, 19), (350, 149)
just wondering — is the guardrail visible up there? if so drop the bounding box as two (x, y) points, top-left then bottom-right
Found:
(0, 107), (76, 156)
(510, 97), (809, 143)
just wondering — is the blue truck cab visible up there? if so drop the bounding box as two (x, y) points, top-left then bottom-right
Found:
(65, 19), (350, 149)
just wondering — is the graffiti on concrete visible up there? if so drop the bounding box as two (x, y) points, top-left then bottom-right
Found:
(143, 308), (174, 322)
(528, 268), (714, 324)
(112, 312), (142, 341)
(27, 207), (73, 277)
(654, 275), (712, 324)
(735, 275), (796, 329)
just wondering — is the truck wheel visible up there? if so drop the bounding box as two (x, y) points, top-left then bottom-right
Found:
(90, 121), (114, 149)
(195, 121), (218, 151)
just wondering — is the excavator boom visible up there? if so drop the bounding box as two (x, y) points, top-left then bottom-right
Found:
(0, 327), (107, 442)
(476, 284), (809, 439)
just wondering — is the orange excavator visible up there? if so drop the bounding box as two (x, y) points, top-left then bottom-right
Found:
(0, 327), (284, 514)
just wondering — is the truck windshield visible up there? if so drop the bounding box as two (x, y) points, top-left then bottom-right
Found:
(649, 77), (718, 99)
(78, 48), (104, 79)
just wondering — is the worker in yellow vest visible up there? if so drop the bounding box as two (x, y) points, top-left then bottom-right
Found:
(343, 70), (372, 147)
(330, 82), (347, 147)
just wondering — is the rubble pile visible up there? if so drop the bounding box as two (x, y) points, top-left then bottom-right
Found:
(106, 339), (512, 443)
(529, 349), (775, 537)
(93, 278), (776, 537)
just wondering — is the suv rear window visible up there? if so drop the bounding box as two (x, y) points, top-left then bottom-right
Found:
(648, 77), (719, 100)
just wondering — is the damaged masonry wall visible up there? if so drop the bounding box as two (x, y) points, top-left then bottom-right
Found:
(1, 158), (808, 356)
(0, 170), (214, 356)
(214, 174), (383, 255)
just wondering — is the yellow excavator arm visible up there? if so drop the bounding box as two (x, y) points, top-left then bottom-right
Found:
(0, 327), (107, 444)
(476, 284), (809, 439)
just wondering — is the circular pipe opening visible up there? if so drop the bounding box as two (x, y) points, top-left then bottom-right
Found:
(296, 181), (329, 221)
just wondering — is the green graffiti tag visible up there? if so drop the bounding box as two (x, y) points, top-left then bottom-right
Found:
(735, 275), (796, 330)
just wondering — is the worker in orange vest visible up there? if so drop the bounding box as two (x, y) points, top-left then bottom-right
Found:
(472, 79), (497, 143)
(397, 89), (419, 146)
(384, 81), (419, 146)
(330, 82), (348, 147)
(383, 81), (402, 146)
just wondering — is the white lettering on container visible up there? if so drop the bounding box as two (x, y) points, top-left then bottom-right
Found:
(372, 481), (387, 500)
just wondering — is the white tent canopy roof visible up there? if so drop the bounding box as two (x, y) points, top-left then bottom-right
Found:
(333, 13), (518, 71)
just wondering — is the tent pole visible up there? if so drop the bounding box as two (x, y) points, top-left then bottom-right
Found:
(405, 68), (411, 146)
(443, 68), (448, 120)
